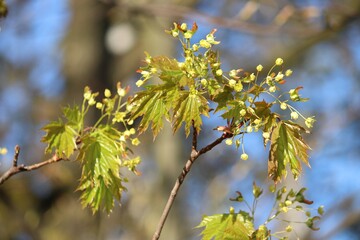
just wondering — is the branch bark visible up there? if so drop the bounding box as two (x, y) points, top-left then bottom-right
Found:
(0, 145), (64, 185)
(152, 131), (232, 240)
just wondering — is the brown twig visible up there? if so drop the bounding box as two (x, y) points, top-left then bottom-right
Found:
(0, 145), (64, 185)
(152, 131), (232, 240)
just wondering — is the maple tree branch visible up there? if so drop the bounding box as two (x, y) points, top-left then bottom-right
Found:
(0, 145), (64, 185)
(152, 131), (232, 240)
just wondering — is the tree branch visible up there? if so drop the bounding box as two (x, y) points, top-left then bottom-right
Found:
(0, 145), (64, 185)
(152, 131), (232, 240)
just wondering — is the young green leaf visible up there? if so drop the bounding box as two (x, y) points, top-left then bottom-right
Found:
(268, 121), (311, 183)
(196, 212), (254, 240)
(41, 120), (78, 158)
(131, 87), (170, 137)
(173, 91), (209, 136)
(77, 126), (129, 214)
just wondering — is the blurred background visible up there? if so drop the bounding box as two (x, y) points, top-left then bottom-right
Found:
(0, 0), (360, 239)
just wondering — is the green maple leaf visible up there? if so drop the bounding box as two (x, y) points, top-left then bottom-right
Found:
(173, 91), (209, 136)
(131, 86), (171, 137)
(196, 212), (254, 240)
(221, 100), (244, 120)
(268, 121), (311, 182)
(41, 120), (78, 158)
(78, 171), (125, 214)
(77, 126), (127, 214)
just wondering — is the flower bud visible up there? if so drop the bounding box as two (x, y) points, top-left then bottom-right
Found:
(200, 78), (207, 86)
(104, 89), (111, 98)
(228, 79), (236, 87)
(184, 31), (192, 39)
(117, 88), (126, 97)
(131, 138), (141, 146)
(275, 72), (284, 81)
(241, 153), (248, 161)
(199, 39), (211, 48)
(88, 97), (96, 106)
(129, 128), (136, 135)
(216, 69), (223, 76)
(180, 23), (187, 31)
(285, 69), (293, 76)
(250, 73), (256, 81)
(96, 102), (103, 109)
(246, 126), (253, 133)
(305, 117), (316, 128)
(275, 58), (284, 66)
(225, 139), (233, 145)
(256, 64), (263, 72)
(234, 82), (243, 92)
(291, 112), (299, 120)
(136, 80), (144, 87)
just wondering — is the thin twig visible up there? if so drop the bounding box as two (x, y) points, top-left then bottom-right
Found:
(0, 146), (64, 185)
(152, 131), (232, 240)
(192, 120), (197, 151)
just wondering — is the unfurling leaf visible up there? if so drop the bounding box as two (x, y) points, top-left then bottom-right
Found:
(196, 211), (254, 240)
(41, 120), (78, 158)
(268, 121), (311, 183)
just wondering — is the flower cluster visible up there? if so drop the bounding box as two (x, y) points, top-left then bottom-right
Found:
(134, 23), (315, 174)
(82, 83), (139, 147)
(229, 184), (323, 239)
(224, 57), (315, 155)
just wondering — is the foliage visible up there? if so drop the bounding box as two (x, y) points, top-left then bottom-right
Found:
(197, 183), (324, 240)
(133, 22), (315, 182)
(41, 84), (140, 214)
(37, 22), (321, 238)
(196, 210), (254, 240)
